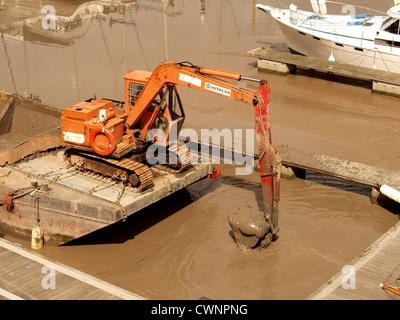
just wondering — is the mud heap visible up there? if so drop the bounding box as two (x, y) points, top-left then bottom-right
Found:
(228, 204), (278, 249)
(0, 94), (60, 149)
(0, 93), (62, 165)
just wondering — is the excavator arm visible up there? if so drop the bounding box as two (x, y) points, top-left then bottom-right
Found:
(125, 61), (280, 248)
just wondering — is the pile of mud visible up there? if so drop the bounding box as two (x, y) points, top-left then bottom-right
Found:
(0, 93), (62, 165)
(0, 93), (61, 150)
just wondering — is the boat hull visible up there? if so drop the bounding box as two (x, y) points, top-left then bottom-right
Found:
(277, 19), (400, 74)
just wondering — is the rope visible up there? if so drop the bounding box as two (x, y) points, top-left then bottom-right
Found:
(0, 186), (40, 212)
(2, 191), (14, 211)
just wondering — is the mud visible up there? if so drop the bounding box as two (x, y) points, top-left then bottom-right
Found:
(0, 96), (61, 151)
(1, 0), (399, 300)
(228, 205), (270, 248)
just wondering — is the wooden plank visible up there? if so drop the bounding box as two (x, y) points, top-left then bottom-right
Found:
(49, 281), (94, 300)
(359, 168), (381, 185)
(36, 273), (74, 300)
(74, 287), (119, 300)
(14, 274), (45, 298)
(0, 277), (35, 300)
(1, 256), (32, 276)
(0, 287), (24, 300)
(3, 257), (39, 280)
(309, 221), (400, 300)
(11, 267), (41, 287)
(277, 145), (400, 192)
(0, 238), (145, 300)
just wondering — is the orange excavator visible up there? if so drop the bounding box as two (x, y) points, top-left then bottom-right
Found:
(61, 61), (281, 247)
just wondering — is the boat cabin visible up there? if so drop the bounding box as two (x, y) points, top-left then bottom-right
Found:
(376, 7), (400, 50)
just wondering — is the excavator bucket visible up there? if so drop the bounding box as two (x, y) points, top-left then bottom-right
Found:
(228, 80), (281, 248)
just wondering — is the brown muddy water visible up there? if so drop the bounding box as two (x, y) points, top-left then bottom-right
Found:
(1, 0), (400, 299)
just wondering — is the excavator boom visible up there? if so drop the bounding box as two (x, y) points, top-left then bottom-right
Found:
(125, 62), (259, 137)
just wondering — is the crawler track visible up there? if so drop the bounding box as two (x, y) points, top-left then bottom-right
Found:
(67, 150), (153, 191)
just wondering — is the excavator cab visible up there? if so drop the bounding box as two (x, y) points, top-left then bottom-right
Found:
(123, 70), (185, 142)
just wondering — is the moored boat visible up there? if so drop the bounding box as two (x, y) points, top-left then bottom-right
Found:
(256, 1), (400, 73)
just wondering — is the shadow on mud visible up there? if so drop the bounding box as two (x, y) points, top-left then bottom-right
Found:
(62, 178), (222, 246)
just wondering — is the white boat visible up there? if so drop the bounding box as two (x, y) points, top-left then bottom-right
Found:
(256, 1), (400, 74)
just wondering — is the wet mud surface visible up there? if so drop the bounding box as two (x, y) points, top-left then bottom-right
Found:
(0, 97), (60, 150)
(1, 0), (399, 299)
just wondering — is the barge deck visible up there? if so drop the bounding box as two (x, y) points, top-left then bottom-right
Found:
(0, 150), (212, 245)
